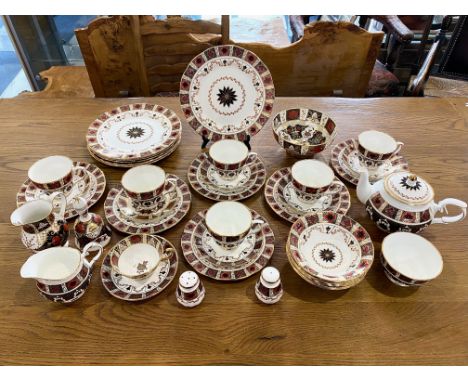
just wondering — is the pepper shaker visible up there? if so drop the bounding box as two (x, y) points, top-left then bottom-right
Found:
(73, 197), (112, 249)
(255, 266), (283, 304)
(176, 271), (205, 308)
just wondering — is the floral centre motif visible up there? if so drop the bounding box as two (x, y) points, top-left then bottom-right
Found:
(137, 260), (148, 273)
(319, 248), (336, 263)
(217, 86), (237, 107)
(126, 126), (145, 139)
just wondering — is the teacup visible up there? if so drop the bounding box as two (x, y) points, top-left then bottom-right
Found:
(28, 155), (74, 192)
(205, 201), (264, 249)
(357, 130), (403, 163)
(291, 159), (335, 202)
(208, 139), (250, 180)
(381, 232), (443, 287)
(110, 238), (175, 280)
(121, 165), (171, 214)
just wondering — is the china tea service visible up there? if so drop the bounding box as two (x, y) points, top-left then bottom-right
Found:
(11, 43), (466, 308)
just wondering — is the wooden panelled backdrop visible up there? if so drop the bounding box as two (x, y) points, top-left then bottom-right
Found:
(0, 96), (467, 365)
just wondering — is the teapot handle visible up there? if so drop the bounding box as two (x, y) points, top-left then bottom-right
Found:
(82, 242), (104, 268)
(432, 198), (467, 224)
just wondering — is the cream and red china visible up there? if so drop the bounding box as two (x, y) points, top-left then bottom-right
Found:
(105, 174), (191, 235)
(208, 139), (250, 179)
(176, 271), (206, 308)
(20, 242), (103, 303)
(11, 193), (69, 252)
(181, 208), (275, 281)
(264, 167), (351, 223)
(330, 138), (409, 186)
(73, 197), (112, 250)
(287, 211), (374, 290)
(357, 169), (467, 233)
(188, 151), (266, 201)
(205, 201), (264, 249)
(291, 159), (335, 202)
(180, 44), (274, 142)
(381, 232), (443, 287)
(121, 165), (172, 214)
(86, 103), (181, 166)
(109, 235), (175, 280)
(27, 155), (74, 191)
(357, 130), (403, 163)
(272, 108), (336, 157)
(101, 235), (178, 302)
(255, 266), (283, 304)
(17, 161), (106, 220)
(88, 133), (181, 168)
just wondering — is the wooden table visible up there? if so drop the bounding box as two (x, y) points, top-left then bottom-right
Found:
(0, 96), (467, 365)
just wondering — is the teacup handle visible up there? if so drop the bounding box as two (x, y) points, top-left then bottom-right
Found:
(393, 142), (404, 156)
(82, 242), (104, 268)
(432, 198), (467, 224)
(156, 247), (176, 266)
(251, 219), (264, 235)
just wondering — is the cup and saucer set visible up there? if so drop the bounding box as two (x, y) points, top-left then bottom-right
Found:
(104, 164), (191, 235)
(331, 130), (409, 185)
(15, 155), (106, 221)
(181, 44), (275, 202)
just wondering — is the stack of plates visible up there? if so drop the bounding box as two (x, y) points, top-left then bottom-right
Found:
(86, 103), (182, 168)
(287, 211), (374, 290)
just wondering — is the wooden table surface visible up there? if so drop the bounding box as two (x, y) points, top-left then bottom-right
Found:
(0, 96), (467, 365)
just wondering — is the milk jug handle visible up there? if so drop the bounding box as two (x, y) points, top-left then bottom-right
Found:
(432, 198), (467, 224)
(47, 192), (67, 221)
(82, 242), (103, 267)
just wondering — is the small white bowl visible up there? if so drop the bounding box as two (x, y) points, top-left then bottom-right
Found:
(381, 232), (443, 287)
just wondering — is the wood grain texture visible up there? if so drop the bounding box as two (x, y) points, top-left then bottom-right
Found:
(237, 22), (384, 97)
(17, 66), (94, 98)
(0, 97), (467, 365)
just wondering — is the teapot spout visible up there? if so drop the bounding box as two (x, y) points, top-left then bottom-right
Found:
(356, 168), (373, 204)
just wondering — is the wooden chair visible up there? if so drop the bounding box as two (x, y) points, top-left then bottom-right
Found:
(76, 16), (382, 98)
(75, 15), (223, 97)
(237, 21), (383, 97)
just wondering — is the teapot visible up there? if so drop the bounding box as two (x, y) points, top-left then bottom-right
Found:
(357, 169), (466, 233)
(11, 192), (69, 252)
(20, 242), (103, 303)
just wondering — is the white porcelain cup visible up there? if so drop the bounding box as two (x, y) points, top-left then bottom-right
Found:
(357, 130), (403, 162)
(205, 201), (263, 249)
(291, 159), (335, 202)
(121, 165), (171, 214)
(208, 140), (251, 180)
(28, 155), (74, 191)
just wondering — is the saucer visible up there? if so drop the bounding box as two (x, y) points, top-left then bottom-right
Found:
(180, 45), (274, 142)
(330, 138), (409, 185)
(101, 234), (178, 301)
(104, 174), (191, 234)
(287, 211), (374, 289)
(187, 152), (266, 201)
(181, 209), (275, 281)
(264, 167), (351, 223)
(16, 161), (106, 220)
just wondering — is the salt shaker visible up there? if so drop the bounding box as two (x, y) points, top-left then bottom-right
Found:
(255, 266), (283, 304)
(73, 197), (112, 249)
(176, 271), (205, 308)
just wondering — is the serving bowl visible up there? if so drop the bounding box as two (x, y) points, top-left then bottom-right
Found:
(272, 108), (337, 157)
(287, 211), (374, 290)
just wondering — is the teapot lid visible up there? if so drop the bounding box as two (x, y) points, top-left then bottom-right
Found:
(384, 171), (434, 206)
